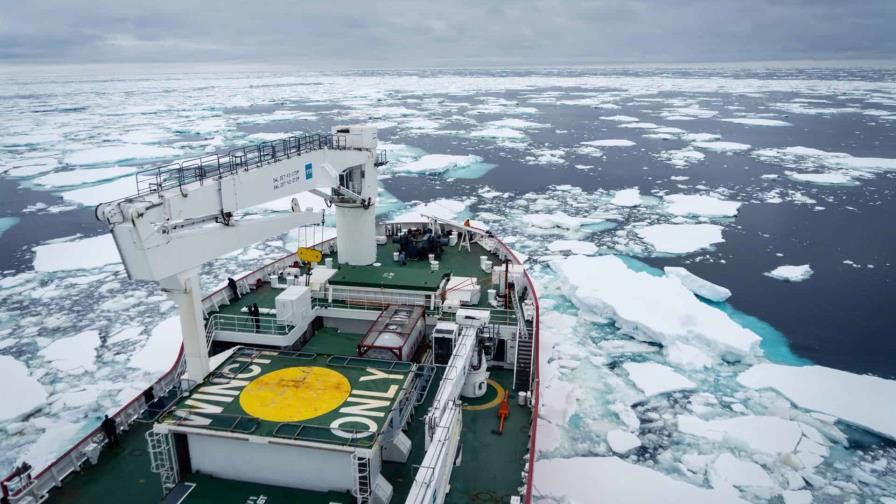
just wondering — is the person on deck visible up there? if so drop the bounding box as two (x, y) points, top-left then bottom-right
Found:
(101, 415), (119, 447)
(250, 303), (261, 333)
(227, 277), (240, 300)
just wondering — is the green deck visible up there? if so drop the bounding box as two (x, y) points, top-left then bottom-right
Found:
(161, 349), (412, 447)
(47, 365), (528, 504)
(171, 474), (352, 504)
(300, 327), (363, 355)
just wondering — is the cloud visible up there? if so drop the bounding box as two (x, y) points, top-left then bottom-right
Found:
(1, 0), (894, 66)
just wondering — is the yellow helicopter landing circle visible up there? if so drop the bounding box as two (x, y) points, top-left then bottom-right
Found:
(239, 366), (351, 423)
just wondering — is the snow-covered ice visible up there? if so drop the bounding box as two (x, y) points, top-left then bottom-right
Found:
(554, 255), (760, 359)
(637, 223), (725, 254)
(678, 415), (803, 454)
(764, 264), (813, 282)
(607, 429), (641, 454)
(39, 330), (100, 374)
(721, 118), (792, 127)
(547, 240), (597, 255)
(692, 141), (752, 152)
(623, 362), (696, 397)
(610, 188), (642, 207)
(738, 363), (896, 440)
(32, 167), (135, 188)
(535, 456), (746, 503)
(0, 356), (48, 421)
(128, 316), (183, 374)
(393, 154), (482, 175)
(582, 139), (636, 147)
(663, 194), (741, 217)
(664, 266), (732, 302)
(32, 234), (121, 272)
(64, 145), (182, 166)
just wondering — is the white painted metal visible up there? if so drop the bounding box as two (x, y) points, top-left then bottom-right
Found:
(97, 126), (379, 382)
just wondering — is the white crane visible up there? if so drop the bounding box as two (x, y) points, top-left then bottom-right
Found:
(96, 126), (381, 381)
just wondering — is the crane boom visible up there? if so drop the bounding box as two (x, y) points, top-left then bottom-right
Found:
(96, 126), (381, 380)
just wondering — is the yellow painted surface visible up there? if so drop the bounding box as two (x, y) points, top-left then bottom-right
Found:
(297, 247), (323, 263)
(463, 379), (505, 411)
(239, 366), (351, 422)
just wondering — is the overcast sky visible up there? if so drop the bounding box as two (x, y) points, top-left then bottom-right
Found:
(1, 0), (894, 68)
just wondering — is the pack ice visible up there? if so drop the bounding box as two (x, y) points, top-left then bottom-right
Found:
(553, 255), (760, 360)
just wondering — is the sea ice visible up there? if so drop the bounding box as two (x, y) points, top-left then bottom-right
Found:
(553, 255), (760, 359)
(39, 330), (100, 374)
(394, 154), (482, 175)
(547, 240), (597, 255)
(656, 148), (705, 167)
(600, 115), (639, 122)
(60, 177), (138, 206)
(0, 356), (48, 421)
(128, 316), (183, 374)
(486, 118), (546, 129)
(64, 144), (183, 166)
(623, 362), (696, 397)
(534, 456), (746, 503)
(32, 234), (121, 272)
(764, 265), (813, 282)
(524, 211), (596, 230)
(721, 118), (792, 126)
(607, 429), (641, 454)
(663, 194), (741, 217)
(678, 415), (803, 454)
(664, 266), (732, 302)
(709, 453), (777, 495)
(637, 223), (725, 254)
(391, 199), (470, 223)
(738, 363), (896, 440)
(33, 167), (135, 188)
(582, 139), (636, 147)
(610, 188), (642, 207)
(469, 127), (526, 140)
(692, 141), (752, 152)
(785, 171), (857, 185)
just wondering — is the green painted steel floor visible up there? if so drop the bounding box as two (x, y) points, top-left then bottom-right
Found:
(45, 422), (162, 504)
(299, 327), (363, 355)
(206, 241), (522, 327)
(44, 366), (528, 504)
(383, 367), (528, 504)
(174, 473), (351, 504)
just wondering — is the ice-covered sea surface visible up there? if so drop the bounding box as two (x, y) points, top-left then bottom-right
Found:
(1, 66), (895, 501)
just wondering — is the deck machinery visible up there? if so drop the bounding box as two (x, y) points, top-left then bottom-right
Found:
(1, 126), (540, 504)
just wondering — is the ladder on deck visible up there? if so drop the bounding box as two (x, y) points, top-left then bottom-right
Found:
(352, 452), (372, 503)
(514, 335), (533, 392)
(145, 430), (179, 495)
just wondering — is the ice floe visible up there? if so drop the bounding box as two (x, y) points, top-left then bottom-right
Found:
(32, 234), (121, 272)
(606, 429), (641, 454)
(637, 223), (724, 254)
(623, 362), (696, 397)
(692, 141), (752, 152)
(64, 144), (183, 166)
(535, 456), (746, 503)
(0, 356), (48, 421)
(721, 118), (792, 126)
(546, 240), (597, 255)
(764, 265), (813, 282)
(128, 316), (182, 373)
(39, 330), (100, 374)
(663, 194), (741, 217)
(738, 363), (896, 440)
(581, 139), (636, 147)
(59, 177), (139, 206)
(678, 415), (803, 454)
(393, 154), (482, 175)
(610, 188), (642, 207)
(553, 255), (760, 359)
(664, 266), (732, 302)
(32, 167), (135, 188)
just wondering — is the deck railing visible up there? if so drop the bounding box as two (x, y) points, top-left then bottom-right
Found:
(134, 133), (347, 196)
(205, 313), (293, 347)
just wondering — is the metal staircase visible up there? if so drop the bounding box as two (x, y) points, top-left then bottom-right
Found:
(351, 452), (372, 503)
(514, 334), (533, 392)
(145, 430), (179, 495)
